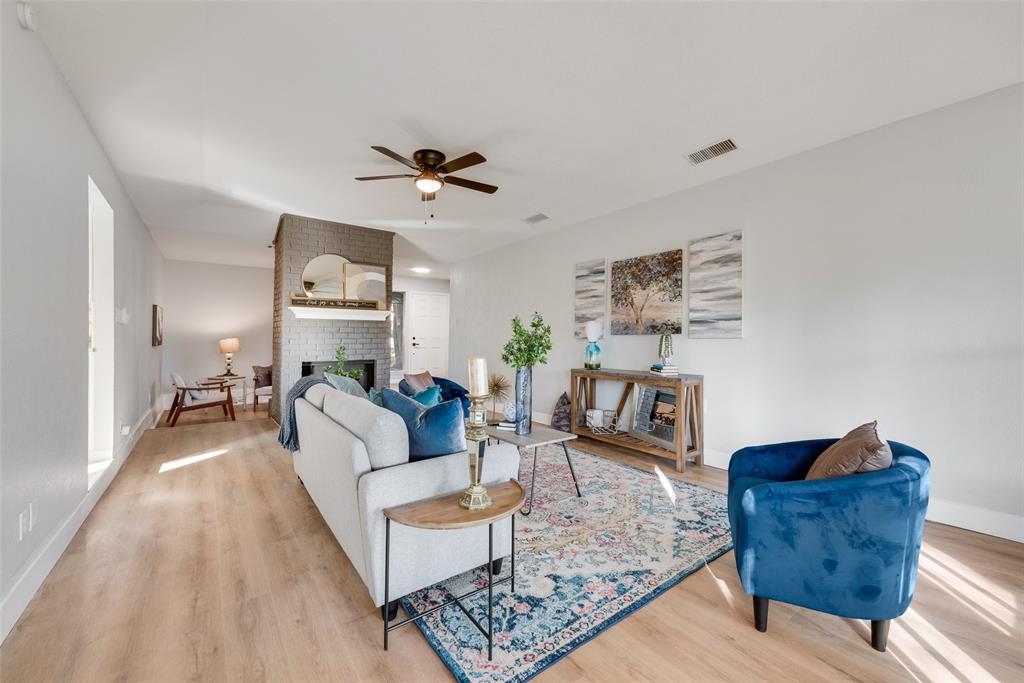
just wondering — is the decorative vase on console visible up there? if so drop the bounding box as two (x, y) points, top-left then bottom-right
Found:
(501, 312), (553, 436)
(584, 320), (603, 369)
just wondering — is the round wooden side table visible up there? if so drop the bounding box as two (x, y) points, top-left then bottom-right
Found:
(382, 478), (526, 660)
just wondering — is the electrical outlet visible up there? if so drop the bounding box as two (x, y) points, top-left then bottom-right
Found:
(120, 423), (130, 436)
(18, 511), (25, 541)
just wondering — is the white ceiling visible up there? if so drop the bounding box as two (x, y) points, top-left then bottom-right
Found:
(35, 1), (1023, 274)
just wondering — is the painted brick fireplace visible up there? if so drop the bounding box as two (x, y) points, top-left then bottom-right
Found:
(271, 213), (394, 422)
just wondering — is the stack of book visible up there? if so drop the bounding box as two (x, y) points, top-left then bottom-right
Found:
(495, 420), (517, 432)
(650, 363), (679, 376)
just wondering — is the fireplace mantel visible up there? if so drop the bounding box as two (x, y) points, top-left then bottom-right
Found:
(288, 306), (390, 321)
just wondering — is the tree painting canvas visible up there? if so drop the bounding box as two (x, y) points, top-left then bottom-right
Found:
(688, 231), (742, 338)
(610, 249), (684, 335)
(573, 259), (606, 339)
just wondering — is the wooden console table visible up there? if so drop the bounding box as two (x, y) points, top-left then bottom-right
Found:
(570, 368), (703, 472)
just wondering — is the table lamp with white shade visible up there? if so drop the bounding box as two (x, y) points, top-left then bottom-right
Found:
(218, 337), (240, 376)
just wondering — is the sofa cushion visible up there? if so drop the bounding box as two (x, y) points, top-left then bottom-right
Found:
(252, 365), (272, 389)
(551, 392), (572, 432)
(368, 387), (383, 406)
(323, 389), (409, 470)
(403, 371), (436, 394)
(303, 383), (331, 411)
(381, 388), (466, 461)
(805, 421), (893, 480)
(325, 372), (370, 400)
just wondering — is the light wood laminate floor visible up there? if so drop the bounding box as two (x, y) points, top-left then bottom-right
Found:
(2, 409), (1021, 682)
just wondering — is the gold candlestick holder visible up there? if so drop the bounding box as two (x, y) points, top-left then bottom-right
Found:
(459, 394), (492, 510)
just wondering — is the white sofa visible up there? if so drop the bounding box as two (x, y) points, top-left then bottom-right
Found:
(293, 384), (520, 610)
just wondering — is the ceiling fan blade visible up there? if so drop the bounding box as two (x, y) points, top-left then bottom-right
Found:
(438, 152), (486, 175)
(420, 191), (436, 202)
(371, 145), (420, 170)
(355, 174), (415, 181)
(443, 175), (498, 194)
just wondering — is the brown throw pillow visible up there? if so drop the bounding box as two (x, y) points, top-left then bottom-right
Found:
(403, 371), (435, 393)
(805, 421), (893, 480)
(252, 365), (272, 389)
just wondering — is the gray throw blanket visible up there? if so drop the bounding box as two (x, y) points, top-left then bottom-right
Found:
(277, 376), (329, 452)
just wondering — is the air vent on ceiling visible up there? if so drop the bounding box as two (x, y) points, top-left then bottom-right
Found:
(523, 213), (550, 225)
(688, 138), (738, 165)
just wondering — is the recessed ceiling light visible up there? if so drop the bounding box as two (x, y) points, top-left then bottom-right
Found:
(410, 266), (432, 274)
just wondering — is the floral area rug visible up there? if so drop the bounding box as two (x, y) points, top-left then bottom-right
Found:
(401, 444), (733, 682)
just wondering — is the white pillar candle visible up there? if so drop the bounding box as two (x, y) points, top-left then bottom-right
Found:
(467, 357), (489, 396)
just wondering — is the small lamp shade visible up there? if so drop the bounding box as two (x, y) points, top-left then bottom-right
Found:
(467, 357), (489, 397)
(219, 337), (240, 354)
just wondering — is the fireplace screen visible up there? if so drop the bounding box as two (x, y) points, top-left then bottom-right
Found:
(630, 385), (688, 451)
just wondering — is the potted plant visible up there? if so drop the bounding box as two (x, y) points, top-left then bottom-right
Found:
(332, 344), (364, 381)
(500, 312), (552, 435)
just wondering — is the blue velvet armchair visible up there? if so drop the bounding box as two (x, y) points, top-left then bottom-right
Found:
(728, 439), (930, 651)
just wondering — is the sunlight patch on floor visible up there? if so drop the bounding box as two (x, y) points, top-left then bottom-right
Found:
(921, 546), (1016, 610)
(158, 449), (228, 473)
(895, 606), (996, 682)
(918, 557), (1013, 634)
(653, 465), (678, 505)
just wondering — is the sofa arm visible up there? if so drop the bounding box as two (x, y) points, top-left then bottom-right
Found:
(733, 467), (928, 620)
(356, 443), (521, 604)
(728, 439), (837, 485)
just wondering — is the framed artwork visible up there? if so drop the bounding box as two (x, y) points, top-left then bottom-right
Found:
(688, 231), (742, 338)
(151, 304), (163, 346)
(344, 263), (387, 307)
(573, 259), (606, 338)
(610, 249), (683, 335)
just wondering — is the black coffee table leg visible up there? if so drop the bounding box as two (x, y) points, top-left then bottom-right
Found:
(521, 447), (540, 516)
(487, 522), (494, 660)
(562, 443), (581, 498)
(383, 517), (390, 650)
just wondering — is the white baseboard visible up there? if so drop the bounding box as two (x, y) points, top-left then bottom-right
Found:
(927, 497), (1024, 543)
(0, 406), (152, 643)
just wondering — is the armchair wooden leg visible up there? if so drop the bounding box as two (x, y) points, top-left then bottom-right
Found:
(167, 393), (179, 423)
(753, 596), (769, 632)
(871, 619), (890, 652)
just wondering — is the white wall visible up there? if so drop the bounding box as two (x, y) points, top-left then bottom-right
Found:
(161, 260), (273, 401)
(1, 3), (165, 640)
(393, 274), (450, 294)
(451, 85), (1024, 541)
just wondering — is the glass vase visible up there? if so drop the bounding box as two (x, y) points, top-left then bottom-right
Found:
(584, 341), (601, 369)
(515, 366), (532, 435)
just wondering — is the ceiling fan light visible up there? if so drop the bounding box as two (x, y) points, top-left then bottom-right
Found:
(414, 173), (443, 194)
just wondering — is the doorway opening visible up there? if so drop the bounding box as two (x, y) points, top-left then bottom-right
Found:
(88, 177), (115, 489)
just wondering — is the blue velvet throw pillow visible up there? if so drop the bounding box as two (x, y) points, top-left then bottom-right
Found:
(381, 388), (466, 460)
(410, 385), (442, 406)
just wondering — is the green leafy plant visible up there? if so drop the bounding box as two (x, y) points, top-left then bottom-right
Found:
(501, 312), (553, 369)
(333, 344), (363, 380)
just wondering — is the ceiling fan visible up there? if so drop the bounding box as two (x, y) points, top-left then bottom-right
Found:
(356, 146), (498, 202)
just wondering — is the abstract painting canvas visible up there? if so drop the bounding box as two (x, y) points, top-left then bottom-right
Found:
(573, 259), (606, 338)
(688, 231), (742, 338)
(610, 249), (683, 335)
(344, 263), (387, 307)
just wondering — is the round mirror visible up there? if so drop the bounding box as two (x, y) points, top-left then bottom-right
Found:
(302, 254), (349, 298)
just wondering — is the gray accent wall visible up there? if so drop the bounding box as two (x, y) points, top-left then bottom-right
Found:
(272, 215), (394, 421)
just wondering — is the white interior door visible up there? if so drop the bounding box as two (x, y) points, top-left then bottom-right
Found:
(406, 292), (449, 377)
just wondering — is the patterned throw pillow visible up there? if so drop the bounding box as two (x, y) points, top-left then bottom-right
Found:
(551, 392), (572, 432)
(252, 365), (272, 389)
(381, 388), (466, 460)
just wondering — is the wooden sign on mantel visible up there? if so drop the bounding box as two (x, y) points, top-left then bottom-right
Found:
(289, 296), (380, 311)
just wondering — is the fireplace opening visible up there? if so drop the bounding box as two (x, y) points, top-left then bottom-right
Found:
(302, 359), (376, 391)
